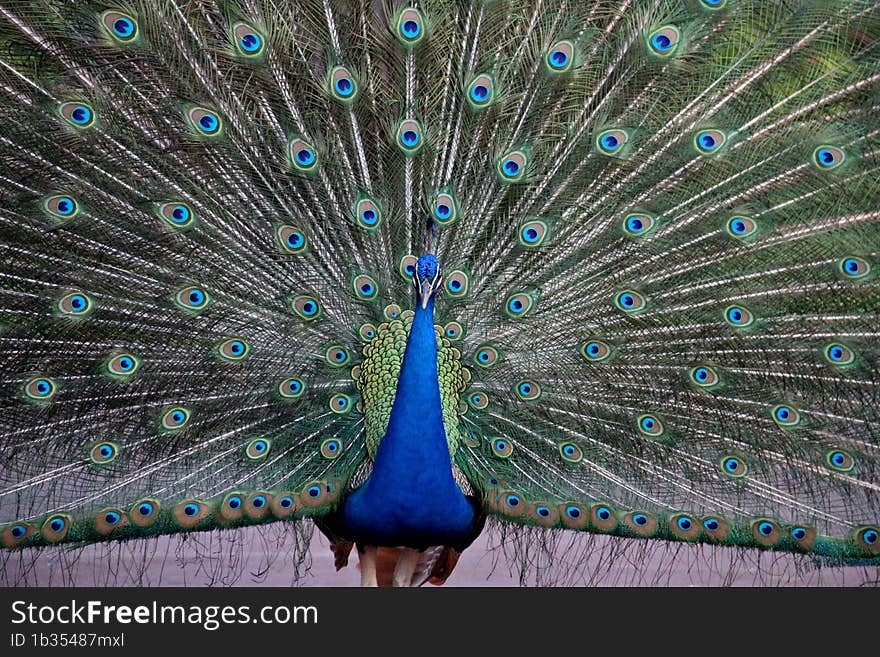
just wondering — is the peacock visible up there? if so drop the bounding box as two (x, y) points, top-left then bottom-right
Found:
(1, 0), (879, 588)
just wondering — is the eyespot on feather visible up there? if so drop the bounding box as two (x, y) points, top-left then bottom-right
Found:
(277, 225), (308, 254)
(466, 74), (496, 108)
(515, 380), (541, 401)
(329, 66), (358, 102)
(787, 525), (817, 551)
(359, 323), (378, 341)
(546, 40), (574, 73)
(726, 216), (757, 239)
(245, 438), (271, 460)
(356, 197), (384, 231)
(499, 491), (527, 517)
(813, 145), (845, 170)
(431, 192), (459, 226)
(41, 514), (72, 543)
(160, 406), (190, 431)
(473, 345), (499, 368)
(217, 338), (251, 362)
(244, 492), (272, 520)
(444, 270), (469, 298)
(825, 449), (854, 472)
(751, 518), (782, 547)
(720, 455), (747, 478)
(329, 393), (352, 413)
(101, 10), (139, 43)
(839, 256), (870, 279)
(383, 304), (402, 321)
(444, 321), (464, 341)
(614, 290), (646, 313)
(596, 129), (629, 156)
(490, 437), (513, 458)
(130, 499), (160, 528)
(559, 503), (590, 530)
(771, 403), (800, 427)
(497, 150), (527, 182)
(701, 516), (730, 542)
(173, 500), (210, 528)
(823, 342), (855, 366)
(174, 286), (211, 312)
(591, 505), (618, 532)
(94, 508), (128, 536)
(518, 219), (549, 247)
(559, 442), (583, 463)
(320, 438), (343, 458)
(89, 441), (119, 465)
(187, 106), (222, 137)
(289, 137), (318, 172)
(723, 304), (754, 328)
(694, 130), (726, 155)
(622, 213), (656, 237)
(271, 492), (299, 518)
(352, 274), (379, 302)
(581, 340), (612, 362)
(669, 514), (701, 541)
(529, 503), (560, 527)
(43, 194), (80, 221)
(396, 119), (424, 155)
(623, 511), (658, 537)
(278, 377), (305, 399)
(24, 377), (57, 402)
(59, 101), (95, 128)
(637, 413), (664, 437)
(647, 25), (681, 57)
(325, 346), (350, 368)
(57, 291), (93, 318)
(855, 526), (880, 554)
(467, 390), (489, 410)
(291, 294), (323, 321)
(396, 8), (425, 45)
(2, 522), (36, 548)
(689, 365), (719, 388)
(504, 291), (536, 318)
(233, 23), (266, 57)
(158, 201), (195, 230)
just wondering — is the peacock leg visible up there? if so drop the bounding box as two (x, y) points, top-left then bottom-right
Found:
(358, 544), (378, 587)
(391, 547), (421, 587)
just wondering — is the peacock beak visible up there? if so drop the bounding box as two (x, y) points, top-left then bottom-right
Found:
(417, 274), (440, 309)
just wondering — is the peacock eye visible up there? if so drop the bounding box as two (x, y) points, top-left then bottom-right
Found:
(772, 404), (800, 427)
(24, 377), (57, 401)
(246, 438), (271, 460)
(161, 406), (191, 430)
(677, 517), (692, 531)
(597, 507), (611, 520)
(326, 346), (350, 367)
(60, 101), (96, 128)
(565, 506), (581, 519)
(102, 11), (138, 42)
(138, 503), (154, 516)
(184, 503), (199, 516)
(175, 286), (211, 312)
(720, 455), (747, 477)
(321, 438), (343, 458)
(396, 119), (423, 154)
(233, 22), (266, 57)
(467, 74), (495, 108)
(188, 107), (222, 136)
(813, 145), (844, 170)
(703, 518), (719, 531)
(614, 290), (646, 313)
(647, 26), (680, 56)
(695, 130), (726, 155)
(623, 213), (656, 237)
(724, 304), (754, 328)
(44, 194), (80, 220)
(497, 150), (527, 182)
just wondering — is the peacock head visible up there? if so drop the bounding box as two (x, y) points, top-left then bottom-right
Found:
(415, 254), (442, 309)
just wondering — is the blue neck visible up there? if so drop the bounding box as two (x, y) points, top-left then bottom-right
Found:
(334, 294), (476, 549)
(370, 297), (452, 483)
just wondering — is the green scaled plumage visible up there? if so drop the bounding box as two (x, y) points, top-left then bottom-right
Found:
(1, 0), (879, 586)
